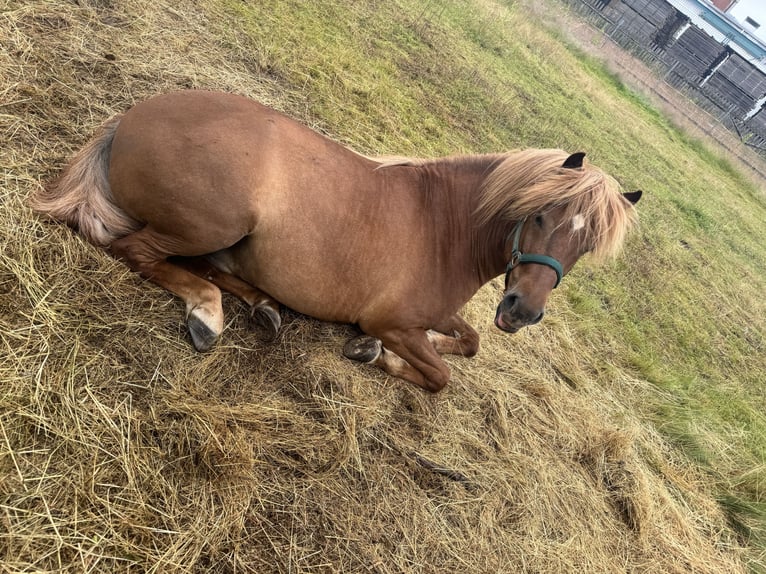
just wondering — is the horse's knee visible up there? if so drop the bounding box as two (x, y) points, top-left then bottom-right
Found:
(461, 333), (480, 357)
(406, 347), (451, 392)
(387, 354), (449, 393)
(422, 367), (450, 393)
(455, 322), (480, 357)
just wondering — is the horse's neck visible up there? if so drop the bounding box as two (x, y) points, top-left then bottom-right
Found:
(420, 155), (510, 288)
(472, 218), (512, 286)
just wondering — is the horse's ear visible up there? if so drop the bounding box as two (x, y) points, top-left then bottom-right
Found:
(623, 190), (642, 205)
(562, 152), (586, 169)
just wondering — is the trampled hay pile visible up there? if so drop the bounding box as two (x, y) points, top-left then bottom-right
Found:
(0, 1), (746, 571)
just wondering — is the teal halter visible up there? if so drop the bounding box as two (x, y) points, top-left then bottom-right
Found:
(504, 217), (564, 289)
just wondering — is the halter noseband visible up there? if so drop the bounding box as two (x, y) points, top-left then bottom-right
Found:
(504, 217), (564, 289)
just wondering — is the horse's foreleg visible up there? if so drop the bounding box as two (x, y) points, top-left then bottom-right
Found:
(173, 257), (281, 340)
(344, 328), (451, 392)
(111, 230), (224, 352)
(427, 314), (480, 357)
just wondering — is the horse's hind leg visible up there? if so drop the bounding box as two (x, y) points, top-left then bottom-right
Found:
(110, 228), (225, 351)
(174, 257), (281, 341)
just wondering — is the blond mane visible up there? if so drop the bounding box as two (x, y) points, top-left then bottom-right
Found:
(475, 149), (637, 260)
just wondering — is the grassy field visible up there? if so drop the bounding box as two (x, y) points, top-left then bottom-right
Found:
(2, 0), (766, 571)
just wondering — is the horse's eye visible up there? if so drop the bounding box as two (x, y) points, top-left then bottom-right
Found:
(535, 215), (543, 227)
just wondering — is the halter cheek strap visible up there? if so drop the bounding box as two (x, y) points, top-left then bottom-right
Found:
(504, 217), (564, 289)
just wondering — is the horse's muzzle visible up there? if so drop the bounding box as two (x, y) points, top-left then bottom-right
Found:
(494, 293), (545, 333)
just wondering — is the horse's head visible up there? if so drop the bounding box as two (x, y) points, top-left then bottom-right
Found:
(486, 151), (642, 333)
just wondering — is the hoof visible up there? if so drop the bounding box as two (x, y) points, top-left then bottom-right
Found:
(343, 335), (382, 364)
(250, 304), (281, 341)
(188, 308), (220, 352)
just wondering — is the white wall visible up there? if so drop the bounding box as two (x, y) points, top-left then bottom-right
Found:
(729, 0), (766, 41)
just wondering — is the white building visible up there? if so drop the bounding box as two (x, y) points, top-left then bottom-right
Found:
(727, 1), (766, 43)
(667, 0), (766, 71)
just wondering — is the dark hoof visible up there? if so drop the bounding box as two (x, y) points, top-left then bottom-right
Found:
(251, 304), (281, 341)
(188, 313), (219, 352)
(343, 335), (382, 363)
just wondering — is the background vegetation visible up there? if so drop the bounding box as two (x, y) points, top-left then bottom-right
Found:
(1, 0), (765, 571)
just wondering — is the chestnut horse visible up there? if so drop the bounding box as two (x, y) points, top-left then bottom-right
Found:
(32, 90), (641, 392)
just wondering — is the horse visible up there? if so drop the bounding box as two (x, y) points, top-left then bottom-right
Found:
(32, 90), (641, 392)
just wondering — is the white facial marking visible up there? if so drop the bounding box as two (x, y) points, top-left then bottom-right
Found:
(572, 214), (585, 231)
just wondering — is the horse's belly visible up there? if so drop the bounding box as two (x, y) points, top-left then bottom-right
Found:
(223, 232), (375, 325)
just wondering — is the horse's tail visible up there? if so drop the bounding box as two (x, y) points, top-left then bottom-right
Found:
(30, 115), (140, 246)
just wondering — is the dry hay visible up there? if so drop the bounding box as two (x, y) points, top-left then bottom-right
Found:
(0, 0), (745, 572)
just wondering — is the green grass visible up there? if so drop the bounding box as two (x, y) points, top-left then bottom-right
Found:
(212, 0), (766, 565)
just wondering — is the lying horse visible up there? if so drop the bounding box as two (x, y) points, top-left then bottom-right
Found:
(33, 90), (641, 392)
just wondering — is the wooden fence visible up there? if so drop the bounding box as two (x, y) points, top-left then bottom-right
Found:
(562, 0), (766, 154)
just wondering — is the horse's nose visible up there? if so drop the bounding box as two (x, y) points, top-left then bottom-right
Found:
(495, 293), (545, 332)
(504, 294), (544, 324)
